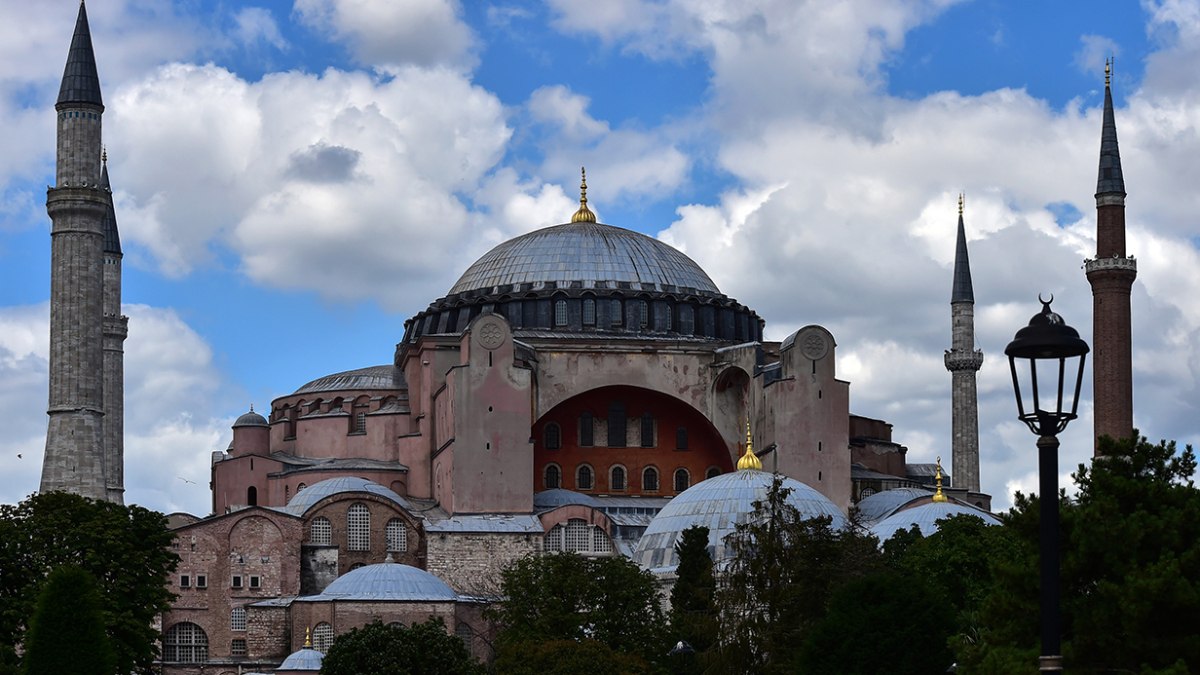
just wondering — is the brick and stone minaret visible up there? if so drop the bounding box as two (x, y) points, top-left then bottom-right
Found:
(101, 154), (127, 503)
(1085, 61), (1136, 453)
(41, 2), (120, 501)
(944, 195), (983, 492)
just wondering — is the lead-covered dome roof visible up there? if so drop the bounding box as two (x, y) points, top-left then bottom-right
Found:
(448, 222), (719, 296)
(301, 561), (458, 602)
(870, 501), (1000, 542)
(293, 365), (404, 395)
(633, 469), (847, 573)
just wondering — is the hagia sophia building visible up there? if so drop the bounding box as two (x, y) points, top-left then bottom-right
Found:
(37, 3), (1134, 673)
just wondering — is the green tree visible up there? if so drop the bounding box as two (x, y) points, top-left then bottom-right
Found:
(493, 638), (649, 675)
(489, 552), (667, 671)
(798, 570), (955, 675)
(712, 476), (884, 674)
(668, 525), (717, 669)
(0, 492), (178, 674)
(21, 565), (115, 675)
(962, 433), (1200, 674)
(319, 618), (483, 675)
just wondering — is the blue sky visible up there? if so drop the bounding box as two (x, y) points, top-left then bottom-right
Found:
(2, 0), (1199, 516)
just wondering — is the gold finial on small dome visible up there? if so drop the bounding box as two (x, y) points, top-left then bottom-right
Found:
(932, 456), (948, 503)
(305, 626), (312, 648)
(570, 166), (597, 223)
(958, 192), (964, 217)
(737, 420), (762, 471)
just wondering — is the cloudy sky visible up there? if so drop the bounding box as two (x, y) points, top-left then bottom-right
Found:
(2, 0), (1198, 516)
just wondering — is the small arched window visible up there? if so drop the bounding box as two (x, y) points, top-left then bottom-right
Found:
(610, 466), (626, 491)
(230, 607), (247, 631)
(554, 299), (568, 327)
(246, 486), (257, 507)
(706, 466), (722, 480)
(386, 518), (407, 552)
(297, 482), (307, 492)
(163, 622), (208, 663)
(582, 298), (596, 326)
(674, 468), (690, 492)
(577, 465), (594, 490)
(313, 622), (334, 652)
(544, 422), (561, 450)
(643, 467), (659, 492)
(545, 464), (562, 489)
(310, 516), (332, 545)
(579, 412), (594, 447)
(637, 299), (649, 327)
(347, 503), (370, 551)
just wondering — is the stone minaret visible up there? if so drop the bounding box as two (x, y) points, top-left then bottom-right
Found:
(101, 154), (127, 503)
(41, 2), (116, 501)
(944, 195), (983, 492)
(1085, 61), (1136, 453)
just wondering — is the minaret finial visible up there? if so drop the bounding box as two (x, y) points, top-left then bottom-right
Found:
(102, 146), (107, 165)
(958, 192), (964, 217)
(736, 419), (762, 471)
(570, 166), (597, 223)
(932, 456), (949, 502)
(249, 403), (254, 413)
(1105, 57), (1112, 87)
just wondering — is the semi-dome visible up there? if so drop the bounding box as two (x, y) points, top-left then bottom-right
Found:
(870, 501), (1000, 542)
(533, 488), (602, 510)
(293, 365), (404, 395)
(633, 469), (847, 573)
(304, 561), (458, 602)
(284, 476), (414, 516)
(448, 221), (720, 296)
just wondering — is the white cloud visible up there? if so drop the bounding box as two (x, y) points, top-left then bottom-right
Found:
(294, 0), (477, 71)
(234, 7), (289, 51)
(1075, 34), (1119, 76)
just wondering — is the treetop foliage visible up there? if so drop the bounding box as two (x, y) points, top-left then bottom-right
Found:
(318, 618), (483, 675)
(21, 565), (115, 675)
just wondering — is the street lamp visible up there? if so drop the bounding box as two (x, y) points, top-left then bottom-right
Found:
(1004, 295), (1089, 673)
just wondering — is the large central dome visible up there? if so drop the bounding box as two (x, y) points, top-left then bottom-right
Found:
(448, 221), (719, 296)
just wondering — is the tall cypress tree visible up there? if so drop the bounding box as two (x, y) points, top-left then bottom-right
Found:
(670, 525), (717, 667)
(22, 566), (115, 675)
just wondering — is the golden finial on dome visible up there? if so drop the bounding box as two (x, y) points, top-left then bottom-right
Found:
(737, 419), (762, 471)
(305, 626), (312, 648)
(932, 456), (948, 503)
(958, 192), (964, 217)
(570, 166), (597, 223)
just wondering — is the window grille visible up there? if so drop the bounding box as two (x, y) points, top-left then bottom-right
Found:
(543, 524), (563, 551)
(354, 411), (366, 434)
(592, 527), (614, 553)
(611, 298), (623, 326)
(456, 623), (473, 648)
(674, 468), (690, 492)
(544, 423), (561, 450)
(347, 503), (370, 551)
(577, 465), (594, 490)
(564, 519), (590, 551)
(313, 623), (334, 653)
(386, 518), (407, 552)
(554, 299), (567, 327)
(545, 464), (561, 489)
(582, 298), (596, 325)
(665, 304), (673, 330)
(163, 622), (208, 663)
(610, 466), (626, 491)
(637, 300), (648, 327)
(231, 607), (246, 631)
(231, 639), (247, 656)
(310, 516), (332, 546)
(643, 467), (659, 492)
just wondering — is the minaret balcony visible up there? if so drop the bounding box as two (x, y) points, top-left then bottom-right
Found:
(944, 349), (984, 372)
(1084, 255), (1137, 274)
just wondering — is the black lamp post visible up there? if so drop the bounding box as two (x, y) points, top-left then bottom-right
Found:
(1004, 296), (1089, 673)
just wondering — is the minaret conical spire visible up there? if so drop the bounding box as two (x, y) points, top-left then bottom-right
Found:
(100, 151), (121, 255)
(57, 1), (104, 109)
(951, 193), (974, 304)
(1096, 59), (1124, 197)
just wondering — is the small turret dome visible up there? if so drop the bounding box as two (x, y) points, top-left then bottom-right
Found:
(232, 407), (268, 428)
(278, 645), (324, 670)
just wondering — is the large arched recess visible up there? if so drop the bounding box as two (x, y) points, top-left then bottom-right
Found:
(532, 385), (734, 496)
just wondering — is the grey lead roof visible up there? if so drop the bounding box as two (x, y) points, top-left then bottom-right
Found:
(57, 2), (104, 108)
(448, 221), (720, 296)
(1096, 82), (1125, 196)
(293, 365), (405, 395)
(100, 162), (121, 255)
(951, 212), (973, 303)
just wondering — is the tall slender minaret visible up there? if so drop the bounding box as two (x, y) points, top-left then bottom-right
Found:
(101, 152), (127, 503)
(1085, 60), (1136, 453)
(41, 1), (115, 501)
(944, 194), (983, 492)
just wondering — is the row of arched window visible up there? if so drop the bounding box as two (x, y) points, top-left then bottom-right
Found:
(307, 506), (408, 552)
(543, 408), (688, 450)
(544, 464), (721, 492)
(275, 396), (392, 439)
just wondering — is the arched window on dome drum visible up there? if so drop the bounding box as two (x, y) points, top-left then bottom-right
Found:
(679, 304), (695, 335)
(642, 467), (659, 492)
(544, 422), (561, 450)
(637, 299), (649, 328)
(582, 298), (596, 326)
(674, 468), (690, 493)
(640, 413), (654, 447)
(313, 622), (334, 653)
(163, 622), (208, 663)
(347, 503), (370, 551)
(676, 426), (688, 450)
(607, 402), (626, 448)
(664, 302), (673, 331)
(310, 516), (332, 545)
(610, 465), (626, 491)
(610, 298), (623, 326)
(554, 299), (568, 327)
(579, 412), (594, 446)
(297, 482), (307, 492)
(577, 465), (594, 490)
(544, 464), (561, 489)
(386, 518), (407, 552)
(706, 466), (721, 480)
